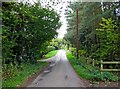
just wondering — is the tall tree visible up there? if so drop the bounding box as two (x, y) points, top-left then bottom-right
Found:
(2, 2), (61, 65)
(64, 1), (120, 61)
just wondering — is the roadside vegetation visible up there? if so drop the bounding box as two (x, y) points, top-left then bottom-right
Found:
(2, 49), (59, 87)
(64, 2), (120, 83)
(44, 50), (58, 59)
(64, 2), (119, 68)
(67, 52), (120, 82)
(2, 62), (47, 87)
(2, 0), (120, 88)
(2, 1), (61, 87)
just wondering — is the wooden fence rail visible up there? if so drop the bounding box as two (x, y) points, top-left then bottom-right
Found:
(100, 60), (120, 72)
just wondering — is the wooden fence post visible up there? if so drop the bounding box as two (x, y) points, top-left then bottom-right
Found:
(92, 59), (94, 66)
(100, 60), (120, 80)
(100, 60), (103, 80)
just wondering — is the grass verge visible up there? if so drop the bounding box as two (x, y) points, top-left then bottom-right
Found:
(2, 62), (47, 87)
(2, 50), (58, 87)
(66, 52), (119, 82)
(44, 50), (58, 59)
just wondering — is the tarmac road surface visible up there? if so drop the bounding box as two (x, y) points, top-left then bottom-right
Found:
(27, 50), (85, 87)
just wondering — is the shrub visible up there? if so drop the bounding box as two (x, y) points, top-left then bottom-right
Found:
(46, 46), (56, 53)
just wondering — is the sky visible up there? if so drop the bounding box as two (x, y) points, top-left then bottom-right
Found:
(56, 1), (68, 38)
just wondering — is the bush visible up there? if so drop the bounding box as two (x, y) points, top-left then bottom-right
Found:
(2, 2), (61, 65)
(78, 50), (87, 57)
(69, 47), (76, 56)
(47, 46), (56, 53)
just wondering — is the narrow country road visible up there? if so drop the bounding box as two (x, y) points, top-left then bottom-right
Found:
(27, 50), (85, 87)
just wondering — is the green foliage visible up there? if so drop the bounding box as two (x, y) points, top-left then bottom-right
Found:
(92, 18), (119, 61)
(2, 62), (18, 80)
(67, 52), (119, 82)
(2, 62), (47, 87)
(98, 18), (118, 30)
(66, 52), (76, 64)
(64, 1), (120, 83)
(64, 2), (119, 62)
(78, 50), (87, 57)
(64, 2), (102, 50)
(69, 47), (76, 55)
(46, 46), (56, 52)
(2, 2), (61, 79)
(49, 38), (63, 50)
(44, 50), (58, 59)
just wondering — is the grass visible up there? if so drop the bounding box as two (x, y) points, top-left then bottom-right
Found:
(66, 52), (120, 82)
(0, 80), (1, 89)
(2, 62), (47, 87)
(2, 50), (58, 87)
(44, 50), (58, 59)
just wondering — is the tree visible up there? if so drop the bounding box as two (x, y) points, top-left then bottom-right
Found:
(2, 2), (61, 65)
(64, 1), (120, 62)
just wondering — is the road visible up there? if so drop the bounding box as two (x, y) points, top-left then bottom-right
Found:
(27, 50), (85, 87)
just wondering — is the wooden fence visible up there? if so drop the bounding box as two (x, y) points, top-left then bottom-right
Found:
(100, 60), (120, 72)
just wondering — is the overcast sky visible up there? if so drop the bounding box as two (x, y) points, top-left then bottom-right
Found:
(56, 1), (68, 38)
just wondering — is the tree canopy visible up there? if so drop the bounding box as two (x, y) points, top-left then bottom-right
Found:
(2, 2), (61, 65)
(64, 2), (120, 61)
